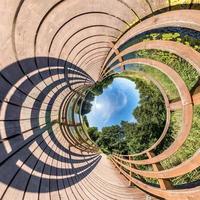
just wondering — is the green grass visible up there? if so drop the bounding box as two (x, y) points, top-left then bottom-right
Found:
(116, 69), (200, 186)
(141, 66), (179, 100)
(135, 50), (199, 92)
(143, 31), (200, 53)
(171, 167), (200, 185)
(113, 26), (200, 186)
(160, 105), (200, 184)
(161, 106), (200, 168)
(118, 67), (179, 100)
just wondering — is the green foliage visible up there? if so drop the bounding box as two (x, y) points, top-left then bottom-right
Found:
(83, 115), (89, 127)
(90, 75), (114, 96)
(162, 106), (200, 168)
(154, 110), (182, 156)
(158, 106), (200, 185)
(144, 31), (200, 52)
(87, 76), (166, 155)
(88, 125), (128, 154)
(81, 75), (114, 115)
(87, 127), (99, 142)
(139, 65), (179, 100)
(120, 28), (200, 53)
(81, 91), (94, 115)
(135, 50), (199, 92)
(125, 78), (166, 154)
(97, 125), (128, 154)
(171, 167), (200, 185)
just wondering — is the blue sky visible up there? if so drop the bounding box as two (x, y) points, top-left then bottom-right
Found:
(86, 77), (140, 130)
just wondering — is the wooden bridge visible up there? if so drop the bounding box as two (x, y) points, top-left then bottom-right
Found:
(0, 1), (200, 199)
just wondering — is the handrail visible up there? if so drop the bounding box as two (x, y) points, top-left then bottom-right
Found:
(100, 9), (200, 77)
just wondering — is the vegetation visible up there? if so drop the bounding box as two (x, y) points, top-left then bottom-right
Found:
(120, 28), (200, 53)
(83, 115), (89, 127)
(161, 105), (200, 185)
(134, 49), (199, 92)
(90, 75), (114, 96)
(80, 75), (114, 115)
(141, 65), (179, 100)
(87, 76), (166, 155)
(119, 49), (199, 100)
(80, 91), (95, 115)
(84, 29), (200, 184)
(118, 29), (200, 101)
(143, 32), (200, 52)
(86, 72), (200, 185)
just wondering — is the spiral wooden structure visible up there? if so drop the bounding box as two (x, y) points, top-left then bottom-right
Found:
(0, 1), (200, 199)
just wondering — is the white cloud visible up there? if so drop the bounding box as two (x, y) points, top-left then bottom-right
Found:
(86, 77), (140, 129)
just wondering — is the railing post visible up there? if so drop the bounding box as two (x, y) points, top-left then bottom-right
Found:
(129, 155), (133, 186)
(109, 42), (125, 72)
(119, 154), (123, 174)
(113, 153), (117, 168)
(146, 151), (173, 190)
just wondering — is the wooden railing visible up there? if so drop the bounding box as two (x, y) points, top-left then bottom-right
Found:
(99, 9), (200, 200)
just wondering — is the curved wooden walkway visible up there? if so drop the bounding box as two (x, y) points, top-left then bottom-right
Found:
(0, 0), (200, 200)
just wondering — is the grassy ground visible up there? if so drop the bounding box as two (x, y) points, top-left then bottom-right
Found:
(117, 70), (200, 185)
(162, 106), (200, 168)
(135, 50), (199, 92)
(139, 65), (179, 100)
(161, 105), (200, 184)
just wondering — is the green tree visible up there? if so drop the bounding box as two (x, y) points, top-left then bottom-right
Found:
(87, 76), (167, 155)
(81, 75), (114, 115)
(88, 125), (128, 154)
(125, 78), (166, 154)
(81, 91), (95, 115)
(87, 127), (99, 142)
(83, 115), (89, 127)
(90, 75), (114, 96)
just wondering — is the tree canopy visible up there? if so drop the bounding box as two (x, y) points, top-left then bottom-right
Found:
(87, 76), (167, 155)
(80, 75), (114, 115)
